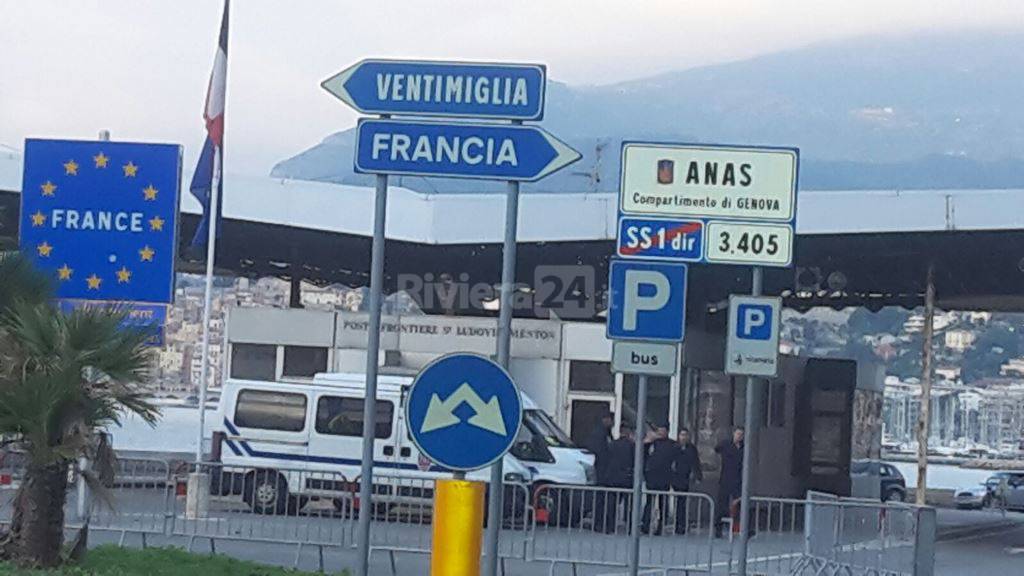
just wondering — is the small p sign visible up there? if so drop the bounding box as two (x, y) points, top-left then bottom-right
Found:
(726, 295), (781, 377)
(606, 259), (687, 342)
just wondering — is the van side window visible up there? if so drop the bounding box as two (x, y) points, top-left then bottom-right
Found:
(234, 390), (307, 432)
(316, 396), (393, 439)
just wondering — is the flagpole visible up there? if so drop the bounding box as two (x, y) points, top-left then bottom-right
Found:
(194, 146), (221, 463)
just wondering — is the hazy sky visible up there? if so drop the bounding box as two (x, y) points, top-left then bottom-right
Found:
(2, 0), (1023, 176)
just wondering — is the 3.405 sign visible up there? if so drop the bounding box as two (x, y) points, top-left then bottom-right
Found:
(617, 142), (798, 267)
(706, 222), (792, 266)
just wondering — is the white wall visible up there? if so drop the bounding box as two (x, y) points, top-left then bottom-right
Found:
(561, 322), (612, 360)
(510, 358), (560, 417)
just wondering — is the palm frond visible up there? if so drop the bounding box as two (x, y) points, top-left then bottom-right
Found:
(0, 252), (52, 313)
(0, 273), (157, 466)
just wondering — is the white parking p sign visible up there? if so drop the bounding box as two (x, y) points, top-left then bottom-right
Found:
(726, 295), (781, 377)
(606, 260), (687, 342)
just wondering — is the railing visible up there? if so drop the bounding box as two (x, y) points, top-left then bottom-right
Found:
(0, 447), (25, 528)
(364, 470), (533, 574)
(171, 461), (356, 559)
(0, 455), (939, 576)
(530, 483), (716, 573)
(87, 457), (174, 543)
(741, 492), (936, 576)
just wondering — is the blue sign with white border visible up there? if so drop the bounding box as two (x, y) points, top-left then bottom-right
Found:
(355, 119), (580, 182)
(617, 217), (704, 262)
(20, 138), (181, 304)
(321, 59), (546, 120)
(726, 295), (782, 376)
(406, 353), (523, 471)
(606, 259), (688, 342)
(617, 141), (799, 268)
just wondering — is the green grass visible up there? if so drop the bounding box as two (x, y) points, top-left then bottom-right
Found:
(0, 546), (349, 575)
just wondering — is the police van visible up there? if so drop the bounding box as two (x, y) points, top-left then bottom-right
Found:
(212, 372), (594, 514)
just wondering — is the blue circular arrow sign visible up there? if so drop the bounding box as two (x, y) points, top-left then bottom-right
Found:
(406, 353), (522, 471)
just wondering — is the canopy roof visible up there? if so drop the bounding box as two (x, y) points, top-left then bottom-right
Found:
(3, 148), (1023, 317)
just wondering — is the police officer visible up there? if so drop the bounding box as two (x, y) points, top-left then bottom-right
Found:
(585, 412), (614, 532)
(671, 427), (703, 534)
(601, 423), (636, 533)
(641, 423), (675, 535)
(715, 427), (744, 537)
(584, 412), (614, 485)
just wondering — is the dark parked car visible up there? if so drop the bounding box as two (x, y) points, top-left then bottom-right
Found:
(851, 460), (907, 502)
(879, 463), (907, 502)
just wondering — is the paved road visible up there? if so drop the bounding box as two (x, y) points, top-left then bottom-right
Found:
(933, 508), (1024, 575)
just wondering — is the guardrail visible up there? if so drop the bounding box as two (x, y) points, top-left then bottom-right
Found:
(171, 461), (355, 568)
(741, 492), (935, 576)
(0, 455), (940, 576)
(88, 457), (174, 545)
(530, 483), (716, 573)
(365, 470), (533, 574)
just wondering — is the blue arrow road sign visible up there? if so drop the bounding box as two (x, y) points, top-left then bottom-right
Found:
(606, 259), (688, 342)
(355, 119), (581, 182)
(321, 59), (546, 120)
(406, 353), (523, 471)
(617, 217), (704, 262)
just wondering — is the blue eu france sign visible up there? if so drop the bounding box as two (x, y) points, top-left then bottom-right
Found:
(406, 353), (523, 471)
(355, 119), (581, 181)
(20, 139), (181, 304)
(606, 259), (688, 342)
(321, 59), (546, 121)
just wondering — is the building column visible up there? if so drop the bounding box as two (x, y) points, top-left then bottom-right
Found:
(915, 262), (936, 506)
(289, 272), (303, 308)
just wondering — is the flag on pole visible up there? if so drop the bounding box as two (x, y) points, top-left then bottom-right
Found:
(189, 0), (229, 248)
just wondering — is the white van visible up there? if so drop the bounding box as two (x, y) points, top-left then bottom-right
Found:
(212, 372), (593, 514)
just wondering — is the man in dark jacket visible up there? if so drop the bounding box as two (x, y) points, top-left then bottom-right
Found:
(715, 427), (744, 537)
(585, 412), (614, 533)
(671, 427), (703, 534)
(641, 423), (675, 535)
(600, 424), (636, 533)
(584, 412), (614, 485)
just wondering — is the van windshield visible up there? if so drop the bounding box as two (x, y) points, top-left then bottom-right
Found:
(524, 409), (575, 448)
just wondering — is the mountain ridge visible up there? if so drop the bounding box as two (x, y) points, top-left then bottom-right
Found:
(273, 30), (1024, 193)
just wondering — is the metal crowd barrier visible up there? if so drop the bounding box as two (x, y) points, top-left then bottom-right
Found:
(366, 470), (533, 574)
(0, 487), (14, 529)
(87, 457), (174, 545)
(171, 461), (355, 569)
(0, 447), (25, 528)
(742, 492), (935, 576)
(5, 454), (939, 576)
(530, 484), (716, 573)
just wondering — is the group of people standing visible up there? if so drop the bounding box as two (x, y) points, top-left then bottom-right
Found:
(585, 412), (745, 537)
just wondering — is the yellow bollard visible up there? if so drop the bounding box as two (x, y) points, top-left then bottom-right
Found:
(431, 478), (485, 576)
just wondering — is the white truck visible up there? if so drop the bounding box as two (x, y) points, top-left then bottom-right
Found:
(211, 372), (594, 515)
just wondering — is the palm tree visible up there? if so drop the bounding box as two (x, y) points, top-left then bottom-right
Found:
(0, 252), (158, 567)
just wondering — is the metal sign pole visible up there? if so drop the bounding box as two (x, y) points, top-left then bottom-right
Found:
(736, 266), (763, 575)
(628, 373), (648, 576)
(356, 170), (389, 576)
(195, 145), (222, 463)
(483, 147), (521, 576)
